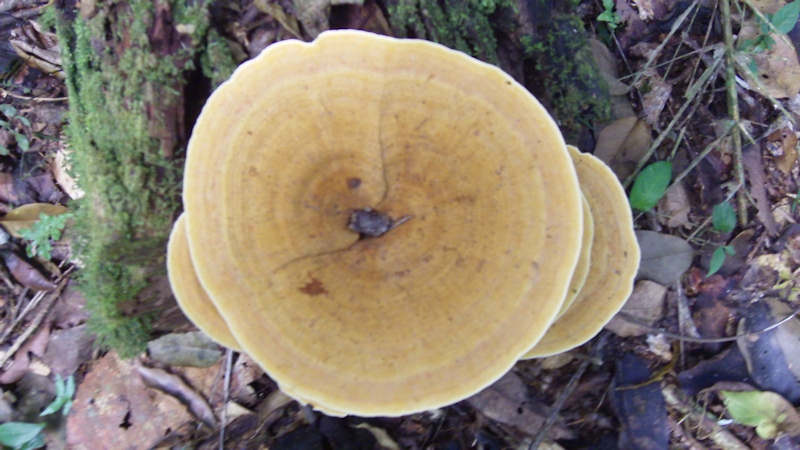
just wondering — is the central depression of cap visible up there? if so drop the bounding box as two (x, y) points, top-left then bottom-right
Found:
(183, 30), (583, 416)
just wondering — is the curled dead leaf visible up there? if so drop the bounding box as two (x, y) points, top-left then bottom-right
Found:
(136, 365), (218, 429)
(1, 251), (57, 291)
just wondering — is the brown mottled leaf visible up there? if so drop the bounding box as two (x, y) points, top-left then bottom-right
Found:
(657, 182), (691, 228)
(743, 145), (779, 236)
(637, 69), (671, 126)
(1, 251), (57, 291)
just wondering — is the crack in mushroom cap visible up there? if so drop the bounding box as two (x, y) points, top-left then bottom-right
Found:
(523, 145), (640, 359)
(181, 30), (583, 416)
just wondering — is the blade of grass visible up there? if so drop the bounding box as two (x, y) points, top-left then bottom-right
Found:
(722, 0), (749, 227)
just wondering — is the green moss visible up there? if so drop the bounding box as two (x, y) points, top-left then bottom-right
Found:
(201, 29), (238, 88)
(524, 14), (611, 143)
(385, 0), (516, 65)
(54, 0), (233, 357)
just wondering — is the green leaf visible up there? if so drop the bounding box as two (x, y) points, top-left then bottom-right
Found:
(18, 212), (72, 260)
(712, 201), (736, 233)
(19, 432), (45, 450)
(54, 374), (64, 397)
(602, 0), (614, 9)
(720, 390), (800, 439)
(39, 397), (65, 416)
(0, 146), (9, 156)
(0, 104), (17, 117)
(14, 133), (29, 152)
(708, 246), (727, 276)
(65, 375), (75, 398)
(629, 161), (672, 211)
(62, 376), (75, 415)
(17, 116), (31, 128)
(597, 11), (615, 22)
(0, 422), (45, 448)
(771, 0), (800, 34)
(723, 245), (735, 256)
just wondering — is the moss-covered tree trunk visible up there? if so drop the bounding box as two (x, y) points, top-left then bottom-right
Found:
(53, 0), (235, 356)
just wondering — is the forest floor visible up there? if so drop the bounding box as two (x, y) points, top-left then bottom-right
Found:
(2, 0), (800, 449)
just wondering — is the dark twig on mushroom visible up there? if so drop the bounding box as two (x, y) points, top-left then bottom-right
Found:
(348, 208), (411, 238)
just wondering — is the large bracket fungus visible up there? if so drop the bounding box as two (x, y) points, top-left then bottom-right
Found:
(523, 146), (640, 358)
(166, 30), (637, 416)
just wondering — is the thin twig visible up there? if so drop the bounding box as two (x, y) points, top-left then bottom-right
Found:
(616, 303), (800, 343)
(0, 88), (67, 102)
(630, 2), (700, 88)
(670, 123), (735, 189)
(0, 289), (41, 343)
(529, 333), (608, 450)
(662, 385), (749, 450)
(624, 58), (723, 188)
(0, 277), (67, 368)
(721, 0), (748, 227)
(219, 348), (233, 450)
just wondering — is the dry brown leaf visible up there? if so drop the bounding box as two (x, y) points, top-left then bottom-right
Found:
(293, 0), (329, 38)
(657, 182), (691, 228)
(589, 38), (629, 96)
(0, 324), (50, 384)
(605, 280), (667, 337)
(743, 145), (780, 236)
(51, 282), (88, 328)
(467, 371), (574, 439)
(137, 365), (218, 428)
(637, 69), (672, 126)
(634, 0), (656, 20)
(42, 325), (94, 377)
(737, 21), (800, 99)
(253, 0), (303, 39)
(594, 117), (652, 179)
(1, 251), (57, 291)
(0, 203), (68, 238)
(766, 127), (798, 174)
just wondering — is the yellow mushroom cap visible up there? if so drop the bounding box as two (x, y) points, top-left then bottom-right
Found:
(524, 145), (640, 358)
(181, 30), (583, 416)
(166, 214), (241, 351)
(555, 193), (594, 319)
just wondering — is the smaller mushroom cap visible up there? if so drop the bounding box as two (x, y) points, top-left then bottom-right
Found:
(167, 214), (241, 350)
(554, 193), (594, 319)
(523, 146), (639, 358)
